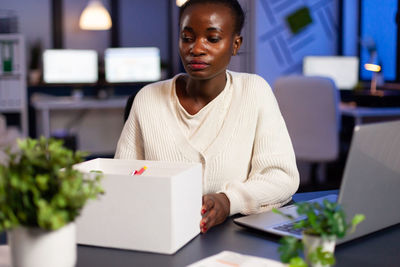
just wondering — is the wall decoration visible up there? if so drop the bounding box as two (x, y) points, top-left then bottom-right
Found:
(255, 0), (338, 85)
(286, 7), (313, 34)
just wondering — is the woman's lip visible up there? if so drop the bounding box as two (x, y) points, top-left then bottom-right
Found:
(187, 62), (209, 70)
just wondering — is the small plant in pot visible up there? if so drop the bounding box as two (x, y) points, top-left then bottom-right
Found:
(273, 199), (365, 267)
(0, 137), (103, 267)
(28, 40), (42, 85)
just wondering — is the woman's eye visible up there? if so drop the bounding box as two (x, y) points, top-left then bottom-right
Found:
(208, 37), (221, 43)
(181, 35), (193, 42)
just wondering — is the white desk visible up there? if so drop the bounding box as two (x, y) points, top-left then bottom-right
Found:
(340, 103), (400, 125)
(31, 94), (128, 154)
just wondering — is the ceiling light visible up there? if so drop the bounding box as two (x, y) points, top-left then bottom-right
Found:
(176, 0), (188, 7)
(79, 0), (112, 30)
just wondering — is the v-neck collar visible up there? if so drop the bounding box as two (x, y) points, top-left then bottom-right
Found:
(164, 71), (242, 161)
(173, 74), (230, 118)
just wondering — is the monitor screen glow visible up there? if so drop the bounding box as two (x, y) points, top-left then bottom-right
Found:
(43, 49), (98, 84)
(303, 56), (359, 90)
(105, 47), (161, 83)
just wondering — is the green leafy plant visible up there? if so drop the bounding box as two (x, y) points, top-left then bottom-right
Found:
(0, 137), (103, 232)
(273, 199), (365, 266)
(307, 246), (335, 266)
(278, 235), (303, 263)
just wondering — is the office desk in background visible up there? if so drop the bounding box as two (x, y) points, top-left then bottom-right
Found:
(31, 94), (128, 155)
(340, 103), (400, 125)
(76, 190), (400, 267)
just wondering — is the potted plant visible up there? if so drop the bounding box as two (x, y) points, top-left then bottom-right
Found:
(273, 199), (365, 267)
(0, 137), (103, 267)
(28, 40), (42, 85)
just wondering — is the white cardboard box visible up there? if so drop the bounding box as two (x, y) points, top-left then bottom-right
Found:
(73, 158), (202, 254)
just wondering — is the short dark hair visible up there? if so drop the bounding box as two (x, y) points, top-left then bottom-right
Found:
(179, 0), (245, 35)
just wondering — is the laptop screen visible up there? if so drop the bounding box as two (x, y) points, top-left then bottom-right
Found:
(303, 56), (359, 90)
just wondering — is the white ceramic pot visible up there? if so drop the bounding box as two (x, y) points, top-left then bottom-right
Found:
(302, 233), (336, 267)
(8, 222), (76, 267)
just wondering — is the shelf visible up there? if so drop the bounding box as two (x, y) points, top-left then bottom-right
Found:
(0, 73), (21, 79)
(0, 107), (22, 112)
(0, 34), (27, 137)
(0, 34), (21, 42)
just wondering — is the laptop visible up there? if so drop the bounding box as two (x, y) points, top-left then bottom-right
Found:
(234, 120), (400, 244)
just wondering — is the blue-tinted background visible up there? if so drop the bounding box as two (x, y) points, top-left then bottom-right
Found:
(360, 0), (398, 81)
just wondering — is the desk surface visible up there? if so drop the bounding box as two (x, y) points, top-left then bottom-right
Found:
(340, 103), (400, 116)
(31, 94), (128, 110)
(30, 94), (127, 154)
(76, 190), (400, 267)
(340, 103), (400, 125)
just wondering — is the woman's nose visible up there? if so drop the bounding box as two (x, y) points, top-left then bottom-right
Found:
(190, 39), (206, 56)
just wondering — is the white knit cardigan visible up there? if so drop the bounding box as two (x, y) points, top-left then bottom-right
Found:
(115, 71), (299, 215)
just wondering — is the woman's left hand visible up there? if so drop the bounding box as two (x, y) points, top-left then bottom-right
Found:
(200, 193), (230, 233)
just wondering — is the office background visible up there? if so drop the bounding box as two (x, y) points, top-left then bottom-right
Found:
(3, 0), (399, 81)
(1, 0), (399, 191)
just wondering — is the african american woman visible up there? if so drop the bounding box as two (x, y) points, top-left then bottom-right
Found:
(115, 0), (299, 234)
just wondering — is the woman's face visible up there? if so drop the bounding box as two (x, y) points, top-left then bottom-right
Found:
(179, 3), (242, 80)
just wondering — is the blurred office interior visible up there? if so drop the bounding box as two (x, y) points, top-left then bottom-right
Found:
(0, 0), (399, 192)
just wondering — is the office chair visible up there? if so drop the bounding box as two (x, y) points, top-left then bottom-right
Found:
(124, 94), (136, 122)
(123, 89), (144, 122)
(273, 75), (341, 186)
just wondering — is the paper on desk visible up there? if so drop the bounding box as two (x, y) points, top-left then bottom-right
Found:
(187, 251), (286, 267)
(0, 245), (11, 267)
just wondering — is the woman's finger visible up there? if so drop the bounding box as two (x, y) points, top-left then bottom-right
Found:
(200, 193), (231, 233)
(201, 208), (217, 233)
(201, 195), (215, 215)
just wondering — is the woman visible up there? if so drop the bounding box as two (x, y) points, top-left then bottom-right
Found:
(115, 0), (299, 233)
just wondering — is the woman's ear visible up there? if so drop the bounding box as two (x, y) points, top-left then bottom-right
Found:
(232, 35), (243, 56)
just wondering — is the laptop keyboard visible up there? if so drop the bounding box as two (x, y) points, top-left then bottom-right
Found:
(272, 219), (304, 236)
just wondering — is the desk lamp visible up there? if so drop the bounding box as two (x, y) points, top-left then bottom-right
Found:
(364, 51), (383, 96)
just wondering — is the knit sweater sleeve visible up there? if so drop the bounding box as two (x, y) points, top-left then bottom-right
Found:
(114, 93), (145, 160)
(220, 75), (299, 215)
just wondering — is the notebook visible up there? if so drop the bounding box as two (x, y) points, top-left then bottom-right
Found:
(234, 120), (400, 244)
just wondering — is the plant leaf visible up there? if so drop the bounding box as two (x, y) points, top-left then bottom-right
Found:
(272, 208), (295, 220)
(278, 236), (303, 263)
(309, 246), (335, 266)
(0, 137), (103, 231)
(350, 214), (365, 233)
(289, 256), (308, 267)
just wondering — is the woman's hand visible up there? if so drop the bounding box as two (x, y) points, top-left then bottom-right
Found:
(200, 193), (230, 233)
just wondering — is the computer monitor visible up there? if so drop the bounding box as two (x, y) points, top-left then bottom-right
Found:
(43, 49), (98, 84)
(303, 56), (359, 90)
(104, 47), (161, 83)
